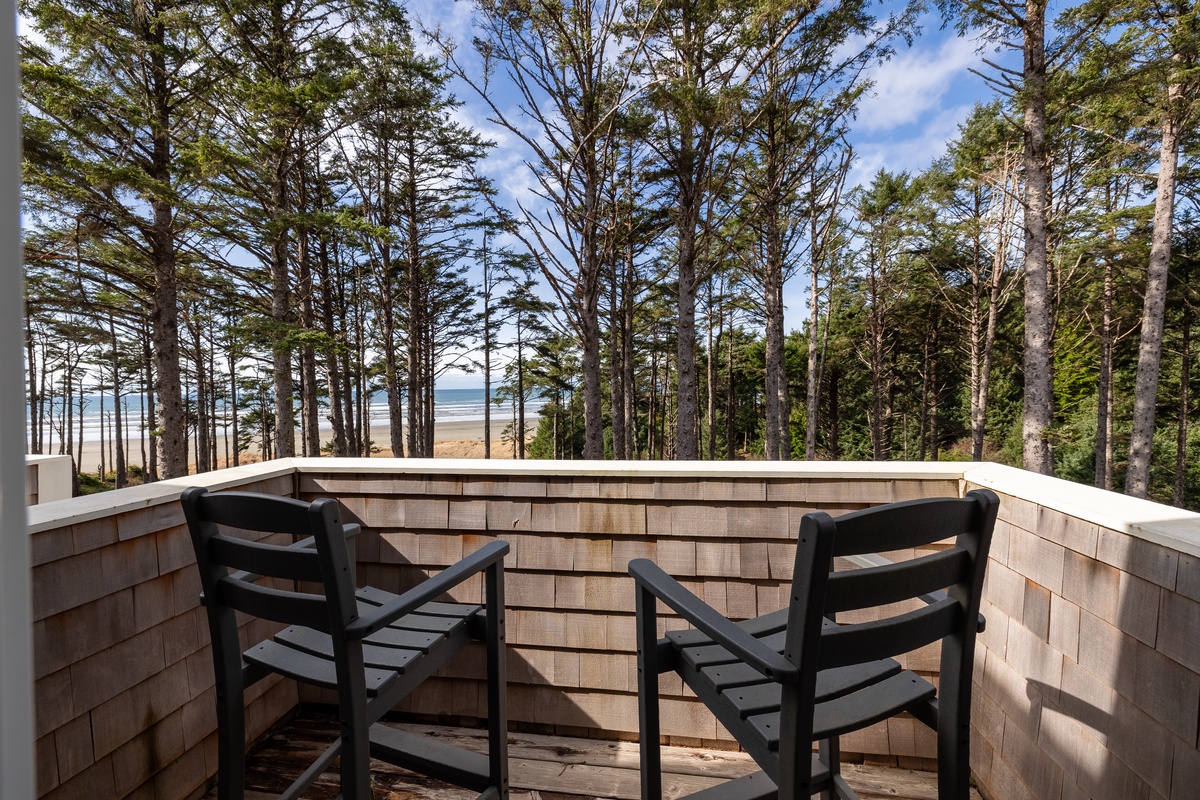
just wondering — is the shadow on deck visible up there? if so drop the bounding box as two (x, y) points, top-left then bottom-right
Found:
(220, 708), (980, 800)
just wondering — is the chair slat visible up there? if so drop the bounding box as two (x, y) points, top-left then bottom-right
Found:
(209, 534), (325, 583)
(356, 586), (481, 619)
(811, 670), (936, 739)
(193, 490), (317, 536)
(275, 625), (425, 673)
(667, 608), (790, 648)
(818, 597), (960, 669)
(244, 638), (396, 696)
(218, 577), (331, 631)
(680, 630), (787, 670)
(824, 547), (968, 614)
(829, 496), (981, 556)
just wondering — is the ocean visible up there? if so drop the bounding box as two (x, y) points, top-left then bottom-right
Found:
(31, 387), (545, 442)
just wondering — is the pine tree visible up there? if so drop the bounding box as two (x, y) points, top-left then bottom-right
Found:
(21, 0), (212, 477)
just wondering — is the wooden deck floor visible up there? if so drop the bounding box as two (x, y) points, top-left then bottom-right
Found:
(224, 711), (980, 800)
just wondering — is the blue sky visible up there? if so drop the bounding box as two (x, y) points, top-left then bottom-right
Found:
(415, 3), (1003, 388)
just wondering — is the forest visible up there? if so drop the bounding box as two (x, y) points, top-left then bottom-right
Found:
(18, 0), (1200, 508)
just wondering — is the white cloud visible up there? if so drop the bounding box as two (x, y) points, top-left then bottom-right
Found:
(406, 0), (477, 49)
(849, 102), (974, 185)
(855, 34), (981, 134)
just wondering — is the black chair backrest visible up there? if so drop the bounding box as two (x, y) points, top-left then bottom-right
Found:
(785, 488), (999, 675)
(182, 487), (358, 636)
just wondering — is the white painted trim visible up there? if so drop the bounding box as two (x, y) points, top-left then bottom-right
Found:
(26, 455), (73, 504)
(961, 462), (1200, 559)
(25, 458), (1200, 561)
(26, 460), (297, 534)
(0, 0), (33, 792)
(287, 457), (972, 480)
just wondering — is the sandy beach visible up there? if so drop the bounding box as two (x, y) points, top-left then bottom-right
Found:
(67, 415), (541, 475)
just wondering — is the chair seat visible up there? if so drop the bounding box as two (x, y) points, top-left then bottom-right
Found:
(668, 622), (934, 754)
(744, 670), (936, 751)
(244, 596), (482, 697)
(245, 639), (400, 695)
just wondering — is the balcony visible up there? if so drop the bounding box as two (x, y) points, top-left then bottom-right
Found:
(27, 459), (1200, 800)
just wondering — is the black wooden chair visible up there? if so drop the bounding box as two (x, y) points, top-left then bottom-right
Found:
(182, 487), (510, 800)
(629, 489), (999, 800)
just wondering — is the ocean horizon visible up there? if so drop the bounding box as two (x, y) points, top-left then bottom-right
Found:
(29, 386), (545, 443)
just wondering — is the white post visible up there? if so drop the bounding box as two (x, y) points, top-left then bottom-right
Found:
(0, 0), (33, 795)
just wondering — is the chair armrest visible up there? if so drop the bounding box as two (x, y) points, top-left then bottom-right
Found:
(628, 558), (799, 684)
(345, 540), (510, 639)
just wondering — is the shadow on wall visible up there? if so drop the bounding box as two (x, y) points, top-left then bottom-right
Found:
(975, 502), (1200, 800)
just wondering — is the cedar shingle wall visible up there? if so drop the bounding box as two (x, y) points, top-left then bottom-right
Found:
(29, 462), (1200, 800)
(966, 483), (1200, 800)
(30, 474), (298, 800)
(298, 472), (960, 757)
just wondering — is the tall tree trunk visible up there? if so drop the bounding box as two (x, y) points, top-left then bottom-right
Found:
(191, 322), (208, 475)
(482, 236), (493, 460)
(209, 345), (218, 470)
(39, 343), (49, 456)
(111, 317), (127, 487)
(343, 256), (362, 456)
(919, 339), (930, 462)
(383, 302), (405, 459)
(969, 196), (986, 461)
(405, 135), (427, 458)
(806, 221), (822, 461)
(1127, 80), (1183, 498)
(375, 243), (404, 458)
(623, 241), (636, 460)
(425, 321), (435, 456)
(648, 351), (658, 459)
(706, 280), (717, 461)
(229, 345), (239, 468)
(297, 217), (320, 458)
(928, 319), (940, 461)
(150, 220), (185, 478)
(142, 331), (157, 481)
(868, 268), (888, 461)
(1175, 303), (1190, 507)
(763, 242), (788, 460)
(76, 384), (84, 485)
(725, 309), (735, 461)
(132, 0), (187, 478)
(677, 205), (700, 460)
(64, 345), (75, 484)
(517, 332), (527, 459)
(26, 315), (39, 453)
(828, 365), (840, 460)
(270, 218), (294, 460)
(580, 165), (605, 461)
(319, 237), (348, 457)
(763, 179), (788, 460)
(355, 308), (368, 456)
(580, 309), (604, 460)
(611, 262), (626, 460)
(1021, 0), (1054, 475)
(98, 376), (106, 479)
(1096, 245), (1115, 489)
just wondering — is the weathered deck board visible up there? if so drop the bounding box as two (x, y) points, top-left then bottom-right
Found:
(222, 712), (980, 800)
